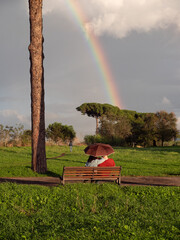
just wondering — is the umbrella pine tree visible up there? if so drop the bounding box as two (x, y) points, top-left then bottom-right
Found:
(28, 0), (47, 173)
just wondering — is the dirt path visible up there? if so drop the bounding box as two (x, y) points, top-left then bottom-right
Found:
(121, 176), (180, 186)
(0, 176), (180, 187)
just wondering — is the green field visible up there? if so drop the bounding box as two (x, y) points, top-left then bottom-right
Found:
(0, 145), (179, 177)
(0, 146), (179, 239)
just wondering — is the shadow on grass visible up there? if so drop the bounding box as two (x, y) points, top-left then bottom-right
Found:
(0, 177), (60, 186)
(25, 166), (60, 178)
(45, 171), (60, 178)
(165, 172), (180, 176)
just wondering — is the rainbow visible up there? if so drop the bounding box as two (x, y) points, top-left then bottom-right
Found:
(66, 0), (123, 109)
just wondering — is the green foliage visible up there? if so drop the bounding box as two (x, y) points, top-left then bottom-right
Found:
(76, 103), (105, 118)
(46, 122), (63, 142)
(84, 135), (98, 145)
(99, 114), (132, 141)
(84, 134), (129, 147)
(46, 122), (76, 144)
(76, 103), (123, 134)
(129, 113), (156, 147)
(155, 111), (178, 146)
(119, 109), (137, 115)
(0, 183), (179, 240)
(128, 111), (178, 147)
(77, 103), (179, 147)
(76, 103), (138, 121)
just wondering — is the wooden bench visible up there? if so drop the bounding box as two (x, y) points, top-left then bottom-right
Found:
(62, 166), (122, 185)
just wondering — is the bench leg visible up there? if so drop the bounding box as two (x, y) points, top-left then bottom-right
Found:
(116, 177), (121, 185)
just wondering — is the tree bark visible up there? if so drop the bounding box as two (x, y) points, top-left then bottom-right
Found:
(28, 0), (47, 173)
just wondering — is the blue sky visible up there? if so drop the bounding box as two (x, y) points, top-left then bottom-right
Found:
(0, 0), (180, 140)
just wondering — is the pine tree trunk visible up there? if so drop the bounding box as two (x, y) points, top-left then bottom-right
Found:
(28, 0), (47, 173)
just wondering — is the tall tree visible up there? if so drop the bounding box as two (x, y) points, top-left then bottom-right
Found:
(155, 111), (178, 147)
(46, 122), (76, 144)
(141, 113), (157, 147)
(99, 114), (132, 140)
(76, 103), (103, 134)
(130, 113), (157, 147)
(28, 0), (47, 173)
(76, 103), (121, 134)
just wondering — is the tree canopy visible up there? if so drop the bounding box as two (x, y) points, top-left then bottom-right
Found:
(46, 122), (76, 144)
(76, 103), (122, 134)
(155, 111), (178, 146)
(78, 102), (178, 147)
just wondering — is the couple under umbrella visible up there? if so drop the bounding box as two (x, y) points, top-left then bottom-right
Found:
(84, 143), (115, 167)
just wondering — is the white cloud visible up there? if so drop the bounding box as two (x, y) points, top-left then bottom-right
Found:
(43, 0), (180, 38)
(0, 110), (30, 127)
(84, 0), (180, 38)
(162, 97), (171, 105)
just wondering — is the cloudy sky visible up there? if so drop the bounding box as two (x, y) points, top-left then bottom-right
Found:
(0, 0), (180, 140)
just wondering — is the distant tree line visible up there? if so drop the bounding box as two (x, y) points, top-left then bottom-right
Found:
(0, 123), (76, 147)
(0, 124), (31, 147)
(1, 103), (178, 147)
(77, 103), (179, 147)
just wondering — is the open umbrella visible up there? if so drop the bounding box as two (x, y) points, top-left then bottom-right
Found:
(84, 143), (114, 157)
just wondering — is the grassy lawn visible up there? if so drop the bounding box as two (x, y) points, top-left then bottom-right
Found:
(0, 146), (179, 239)
(0, 183), (179, 240)
(0, 145), (179, 177)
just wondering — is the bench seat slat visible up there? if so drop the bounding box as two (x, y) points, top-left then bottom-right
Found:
(64, 175), (119, 178)
(64, 172), (120, 175)
(63, 167), (119, 170)
(64, 178), (119, 181)
(64, 177), (119, 180)
(62, 166), (121, 185)
(64, 174), (120, 176)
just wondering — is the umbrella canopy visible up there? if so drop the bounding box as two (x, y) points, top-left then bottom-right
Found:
(84, 143), (114, 157)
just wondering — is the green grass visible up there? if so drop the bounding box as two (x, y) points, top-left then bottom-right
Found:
(0, 145), (180, 177)
(0, 183), (179, 240)
(0, 146), (180, 239)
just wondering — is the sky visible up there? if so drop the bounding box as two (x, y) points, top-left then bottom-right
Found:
(0, 0), (180, 140)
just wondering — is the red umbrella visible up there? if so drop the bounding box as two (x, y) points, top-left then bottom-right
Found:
(84, 143), (114, 157)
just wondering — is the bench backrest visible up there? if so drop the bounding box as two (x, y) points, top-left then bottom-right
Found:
(62, 166), (121, 185)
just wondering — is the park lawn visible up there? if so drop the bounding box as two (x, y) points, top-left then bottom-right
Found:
(0, 145), (179, 177)
(0, 183), (179, 240)
(0, 146), (179, 239)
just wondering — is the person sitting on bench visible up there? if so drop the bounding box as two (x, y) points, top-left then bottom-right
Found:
(98, 155), (115, 167)
(85, 155), (106, 167)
